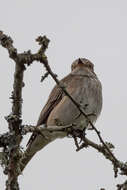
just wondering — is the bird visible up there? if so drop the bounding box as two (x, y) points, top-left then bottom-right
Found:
(21, 58), (102, 170)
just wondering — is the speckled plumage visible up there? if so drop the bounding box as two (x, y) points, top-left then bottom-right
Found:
(27, 58), (102, 153)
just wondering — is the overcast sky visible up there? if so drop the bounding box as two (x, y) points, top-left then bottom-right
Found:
(0, 0), (127, 189)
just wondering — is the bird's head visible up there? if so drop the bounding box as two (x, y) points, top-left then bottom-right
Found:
(71, 58), (94, 72)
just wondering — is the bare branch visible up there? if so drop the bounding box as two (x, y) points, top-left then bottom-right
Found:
(19, 124), (127, 177)
(5, 63), (25, 190)
(0, 32), (25, 189)
(117, 180), (127, 190)
(0, 31), (127, 190)
(0, 31), (18, 61)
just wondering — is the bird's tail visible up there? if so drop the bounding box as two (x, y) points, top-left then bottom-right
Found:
(20, 129), (67, 173)
(20, 135), (54, 173)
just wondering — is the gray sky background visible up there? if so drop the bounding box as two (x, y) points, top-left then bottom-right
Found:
(0, 0), (127, 189)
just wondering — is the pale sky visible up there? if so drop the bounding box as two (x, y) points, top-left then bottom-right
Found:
(0, 0), (127, 189)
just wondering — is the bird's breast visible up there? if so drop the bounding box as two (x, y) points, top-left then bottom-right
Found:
(47, 75), (102, 129)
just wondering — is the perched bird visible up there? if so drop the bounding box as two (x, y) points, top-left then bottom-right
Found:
(22, 58), (102, 170)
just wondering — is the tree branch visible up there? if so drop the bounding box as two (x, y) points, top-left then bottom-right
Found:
(0, 31), (127, 190)
(0, 31), (26, 189)
(117, 180), (127, 190)
(19, 124), (127, 177)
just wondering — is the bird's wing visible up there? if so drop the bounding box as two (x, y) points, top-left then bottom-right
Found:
(37, 74), (74, 125)
(27, 74), (74, 146)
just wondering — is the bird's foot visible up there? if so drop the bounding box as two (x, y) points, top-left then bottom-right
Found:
(67, 127), (87, 150)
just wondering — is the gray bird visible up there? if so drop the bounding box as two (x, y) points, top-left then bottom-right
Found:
(21, 58), (102, 170)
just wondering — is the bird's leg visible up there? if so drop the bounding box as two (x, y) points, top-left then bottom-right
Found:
(78, 127), (87, 144)
(71, 129), (83, 150)
(76, 131), (89, 151)
(72, 130), (88, 151)
(73, 135), (80, 150)
(76, 140), (89, 152)
(67, 126), (87, 150)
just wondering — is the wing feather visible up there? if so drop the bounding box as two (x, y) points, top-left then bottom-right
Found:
(27, 74), (74, 146)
